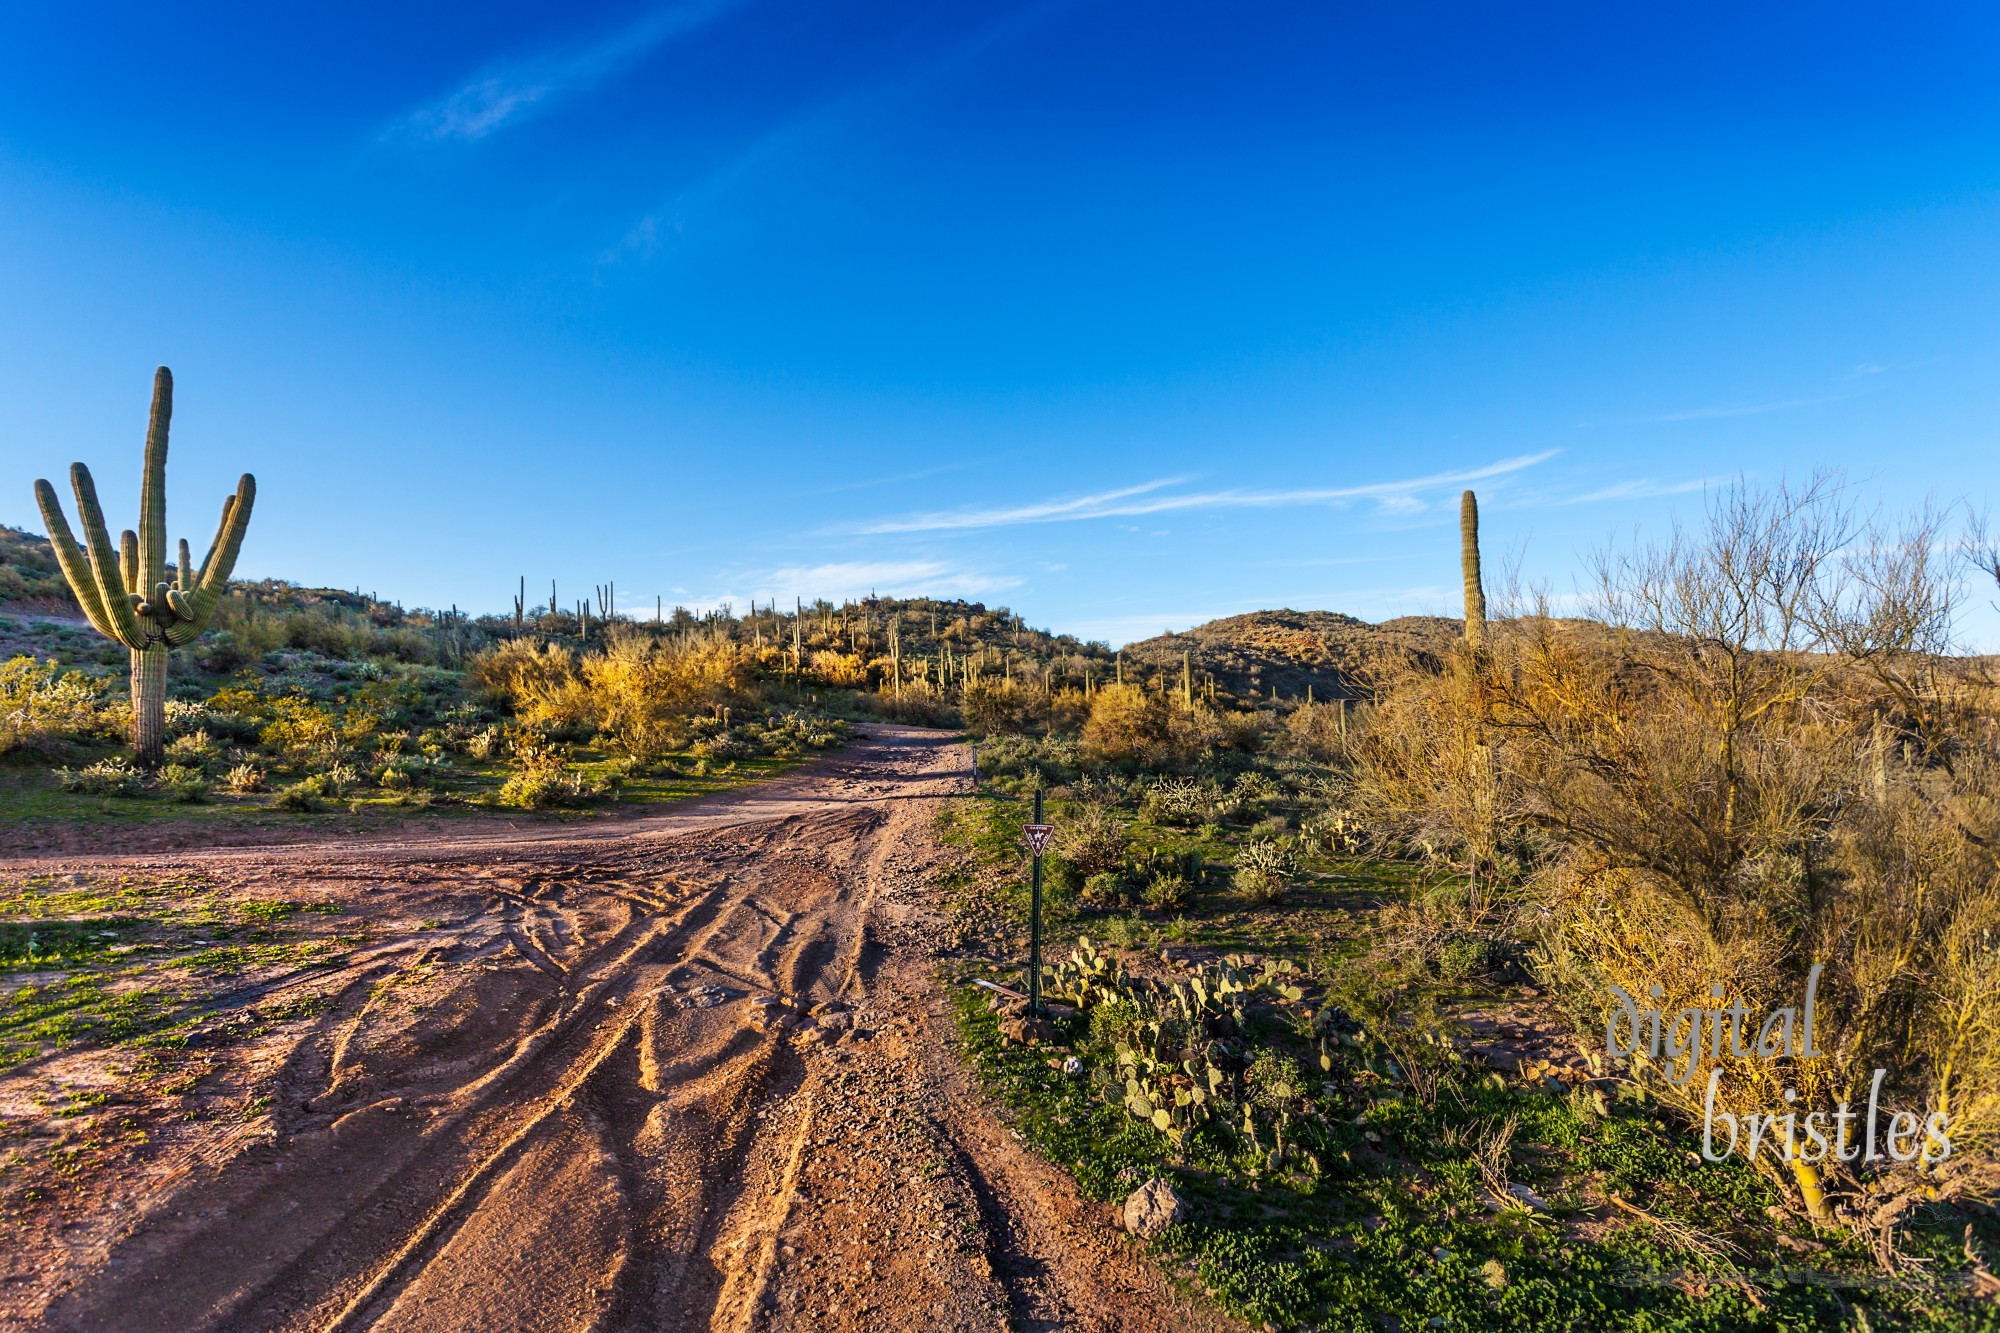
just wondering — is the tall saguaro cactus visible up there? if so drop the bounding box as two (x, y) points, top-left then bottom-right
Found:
(33, 368), (256, 766)
(1460, 488), (1487, 650)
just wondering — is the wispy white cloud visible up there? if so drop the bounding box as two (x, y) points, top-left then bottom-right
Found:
(810, 461), (984, 496)
(1637, 393), (1855, 423)
(396, 0), (742, 143)
(840, 453), (1557, 536)
(704, 560), (1023, 609)
(1561, 477), (1715, 504)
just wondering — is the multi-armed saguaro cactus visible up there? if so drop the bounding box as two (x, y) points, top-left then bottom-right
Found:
(1460, 488), (1487, 650)
(33, 368), (256, 766)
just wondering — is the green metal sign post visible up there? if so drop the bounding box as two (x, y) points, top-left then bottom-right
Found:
(1023, 788), (1054, 1017)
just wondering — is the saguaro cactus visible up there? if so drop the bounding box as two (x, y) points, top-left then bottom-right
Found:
(33, 368), (256, 766)
(1460, 488), (1487, 650)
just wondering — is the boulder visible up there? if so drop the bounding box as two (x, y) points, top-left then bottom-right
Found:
(1121, 1179), (1187, 1239)
(999, 1014), (1055, 1045)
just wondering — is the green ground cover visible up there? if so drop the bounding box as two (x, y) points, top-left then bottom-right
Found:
(940, 781), (2000, 1333)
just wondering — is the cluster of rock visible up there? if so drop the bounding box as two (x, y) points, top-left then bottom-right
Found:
(746, 993), (874, 1046)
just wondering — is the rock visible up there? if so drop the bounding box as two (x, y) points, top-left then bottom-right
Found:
(999, 1014), (1055, 1045)
(1506, 1182), (1549, 1210)
(1121, 1179), (1186, 1239)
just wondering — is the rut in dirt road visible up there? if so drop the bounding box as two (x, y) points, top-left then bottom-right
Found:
(34, 726), (1222, 1333)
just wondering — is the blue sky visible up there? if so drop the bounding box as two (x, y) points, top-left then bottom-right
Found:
(2, 1), (1997, 644)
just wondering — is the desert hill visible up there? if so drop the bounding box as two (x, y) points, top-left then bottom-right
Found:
(1116, 608), (1458, 703)
(4, 525), (1458, 701)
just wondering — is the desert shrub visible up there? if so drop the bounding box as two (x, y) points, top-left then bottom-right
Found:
(473, 639), (588, 725)
(958, 681), (1092, 738)
(318, 762), (361, 796)
(192, 630), (254, 674)
(1355, 480), (2000, 1242)
(475, 632), (754, 758)
(223, 763), (267, 794)
(691, 735), (750, 761)
(0, 656), (112, 753)
(1233, 770), (1279, 805)
(1055, 803), (1129, 880)
(162, 699), (224, 738)
(377, 753), (442, 790)
(975, 733), (1082, 791)
(158, 763), (209, 803)
(273, 779), (324, 812)
(1082, 871), (1129, 909)
(1081, 684), (1181, 766)
(1234, 837), (1298, 904)
(498, 727), (595, 808)
(163, 729), (218, 766)
(1143, 776), (1213, 825)
(259, 696), (343, 761)
(53, 757), (145, 797)
(1283, 698), (1353, 761)
(805, 649), (870, 688)
(1144, 872), (1191, 912)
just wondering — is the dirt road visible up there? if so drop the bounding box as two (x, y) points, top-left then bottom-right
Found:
(10, 725), (1223, 1332)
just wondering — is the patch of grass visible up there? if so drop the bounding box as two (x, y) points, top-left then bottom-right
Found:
(0, 919), (143, 969)
(952, 981), (1990, 1331)
(0, 870), (360, 1072)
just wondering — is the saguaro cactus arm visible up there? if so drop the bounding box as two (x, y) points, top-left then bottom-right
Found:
(1460, 488), (1487, 649)
(31, 479), (118, 639)
(68, 462), (149, 645)
(138, 366), (172, 600)
(120, 529), (141, 599)
(165, 476), (254, 645)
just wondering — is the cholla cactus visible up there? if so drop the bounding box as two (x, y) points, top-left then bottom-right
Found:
(33, 368), (256, 765)
(1234, 837), (1299, 903)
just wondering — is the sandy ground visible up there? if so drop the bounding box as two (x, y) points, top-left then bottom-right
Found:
(0, 725), (1232, 1333)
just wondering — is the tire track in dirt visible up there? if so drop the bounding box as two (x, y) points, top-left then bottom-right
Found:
(21, 726), (1230, 1333)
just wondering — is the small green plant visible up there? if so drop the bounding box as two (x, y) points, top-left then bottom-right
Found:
(222, 762), (266, 794)
(318, 761), (361, 795)
(1082, 871), (1129, 909)
(157, 763), (209, 803)
(162, 728), (217, 765)
(273, 780), (324, 812)
(498, 727), (593, 808)
(1233, 837), (1298, 904)
(1144, 776), (1212, 825)
(54, 757), (146, 797)
(1143, 871), (1191, 912)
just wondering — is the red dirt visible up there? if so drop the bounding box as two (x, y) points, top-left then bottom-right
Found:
(1, 725), (1232, 1333)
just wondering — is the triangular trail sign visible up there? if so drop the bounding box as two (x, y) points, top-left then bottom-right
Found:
(1023, 824), (1055, 857)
